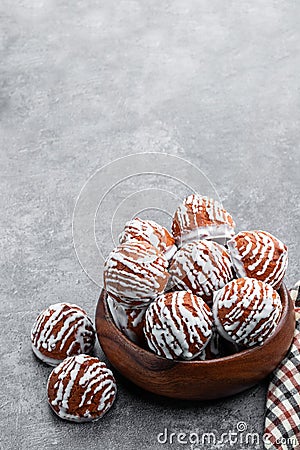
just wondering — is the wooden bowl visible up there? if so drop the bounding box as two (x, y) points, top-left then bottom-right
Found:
(95, 284), (295, 400)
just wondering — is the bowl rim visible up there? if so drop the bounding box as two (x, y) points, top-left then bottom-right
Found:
(97, 282), (293, 366)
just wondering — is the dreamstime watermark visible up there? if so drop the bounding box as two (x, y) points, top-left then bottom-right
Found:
(156, 422), (299, 449)
(72, 152), (222, 288)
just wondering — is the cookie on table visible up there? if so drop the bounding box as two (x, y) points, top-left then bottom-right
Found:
(31, 303), (95, 366)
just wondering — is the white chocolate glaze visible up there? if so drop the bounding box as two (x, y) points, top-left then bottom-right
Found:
(213, 278), (282, 348)
(31, 344), (65, 366)
(169, 240), (234, 302)
(177, 224), (235, 247)
(119, 217), (177, 260)
(47, 355), (116, 422)
(172, 194), (235, 246)
(31, 303), (95, 365)
(228, 230), (288, 288)
(197, 326), (222, 360)
(144, 291), (213, 360)
(107, 296), (147, 343)
(103, 241), (170, 303)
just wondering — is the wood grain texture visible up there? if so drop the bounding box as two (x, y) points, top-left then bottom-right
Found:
(96, 284), (295, 400)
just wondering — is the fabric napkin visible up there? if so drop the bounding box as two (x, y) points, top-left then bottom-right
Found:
(264, 282), (300, 450)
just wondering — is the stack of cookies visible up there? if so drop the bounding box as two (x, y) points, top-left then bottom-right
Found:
(104, 194), (288, 360)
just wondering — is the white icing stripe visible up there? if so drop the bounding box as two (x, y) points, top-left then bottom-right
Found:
(164, 244), (177, 260)
(264, 252), (288, 287)
(169, 240), (234, 301)
(177, 224), (235, 247)
(144, 291), (213, 360)
(48, 355), (116, 422)
(228, 231), (288, 288)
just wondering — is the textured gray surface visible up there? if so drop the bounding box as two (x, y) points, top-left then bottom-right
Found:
(1, 1), (300, 449)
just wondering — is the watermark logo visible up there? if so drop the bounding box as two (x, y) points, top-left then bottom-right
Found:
(156, 423), (299, 449)
(72, 153), (220, 287)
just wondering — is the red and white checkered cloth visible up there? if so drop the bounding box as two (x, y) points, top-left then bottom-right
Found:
(264, 283), (300, 450)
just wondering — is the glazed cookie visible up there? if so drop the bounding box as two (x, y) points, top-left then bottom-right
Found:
(213, 278), (283, 348)
(169, 240), (234, 303)
(47, 355), (116, 422)
(31, 303), (95, 366)
(228, 230), (288, 289)
(103, 240), (170, 305)
(172, 194), (235, 246)
(144, 291), (213, 360)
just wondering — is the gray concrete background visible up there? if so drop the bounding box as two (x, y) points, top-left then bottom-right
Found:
(1, 1), (300, 449)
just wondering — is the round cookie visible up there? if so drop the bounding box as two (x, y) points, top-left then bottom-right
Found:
(213, 277), (283, 348)
(144, 291), (213, 360)
(228, 230), (288, 289)
(31, 303), (95, 366)
(172, 194), (235, 246)
(169, 240), (234, 304)
(103, 240), (170, 305)
(119, 217), (177, 260)
(47, 355), (116, 422)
